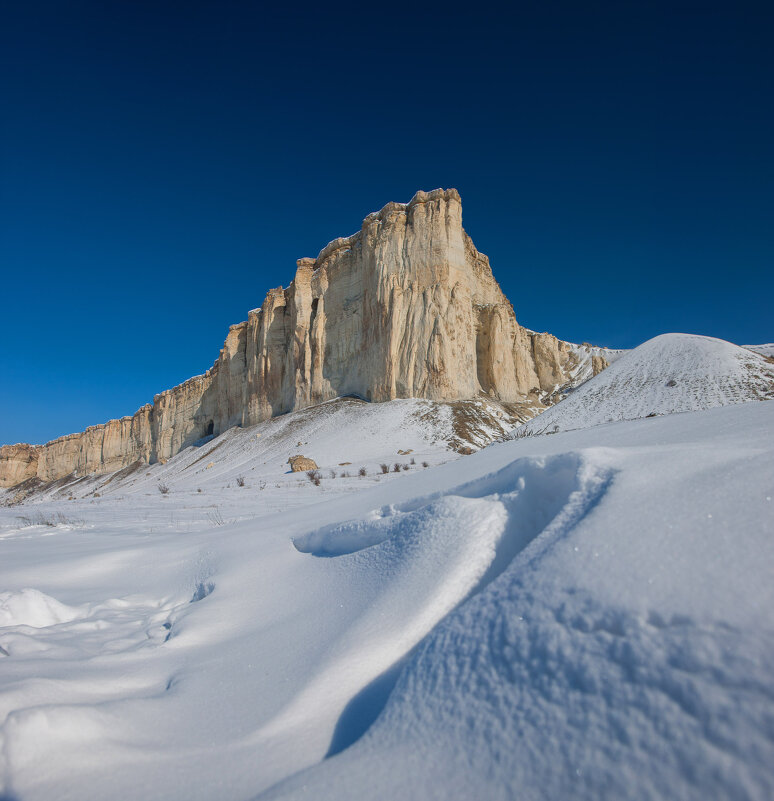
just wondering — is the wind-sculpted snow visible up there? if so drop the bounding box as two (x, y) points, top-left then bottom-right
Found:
(285, 452), (613, 761)
(294, 452), (612, 566)
(268, 588), (774, 801)
(0, 402), (773, 801)
(0, 590), (84, 629)
(517, 333), (774, 434)
(261, 403), (774, 801)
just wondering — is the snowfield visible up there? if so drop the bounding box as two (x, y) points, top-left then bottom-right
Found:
(0, 339), (773, 800)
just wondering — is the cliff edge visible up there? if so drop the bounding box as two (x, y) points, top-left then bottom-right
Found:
(0, 189), (606, 488)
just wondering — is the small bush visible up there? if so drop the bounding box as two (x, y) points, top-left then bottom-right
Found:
(393, 463), (401, 473)
(312, 476), (321, 486)
(197, 488), (202, 493)
(329, 469), (337, 479)
(17, 512), (84, 528)
(158, 483), (170, 495)
(410, 457), (415, 465)
(340, 471), (350, 478)
(207, 508), (225, 526)
(402, 464), (410, 471)
(358, 466), (367, 477)
(236, 476), (245, 487)
(422, 461), (429, 468)
(306, 469), (321, 483)
(380, 463), (389, 474)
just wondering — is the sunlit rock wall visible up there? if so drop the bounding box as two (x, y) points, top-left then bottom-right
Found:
(0, 189), (604, 487)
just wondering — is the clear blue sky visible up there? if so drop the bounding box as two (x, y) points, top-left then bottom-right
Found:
(1, 1), (772, 445)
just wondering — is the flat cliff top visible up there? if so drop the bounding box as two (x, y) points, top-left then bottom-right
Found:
(312, 188), (462, 266)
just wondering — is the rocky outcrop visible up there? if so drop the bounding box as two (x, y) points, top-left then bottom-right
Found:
(287, 456), (318, 472)
(0, 189), (607, 488)
(0, 444), (39, 487)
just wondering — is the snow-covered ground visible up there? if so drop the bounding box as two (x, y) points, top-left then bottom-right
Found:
(1, 335), (773, 800)
(518, 333), (774, 434)
(4, 395), (524, 509)
(744, 343), (774, 358)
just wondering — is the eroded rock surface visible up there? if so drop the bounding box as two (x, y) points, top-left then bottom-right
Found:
(1, 189), (607, 488)
(287, 456), (318, 473)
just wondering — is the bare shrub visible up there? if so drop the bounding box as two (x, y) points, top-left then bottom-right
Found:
(312, 476), (321, 486)
(402, 464), (410, 471)
(393, 463), (401, 473)
(410, 457), (416, 465)
(340, 471), (350, 478)
(306, 469), (321, 483)
(329, 469), (337, 479)
(422, 461), (429, 468)
(197, 488), (202, 493)
(17, 512), (84, 528)
(358, 466), (367, 477)
(158, 483), (170, 495)
(380, 463), (389, 474)
(207, 507), (225, 526)
(236, 476), (245, 487)
(513, 425), (541, 439)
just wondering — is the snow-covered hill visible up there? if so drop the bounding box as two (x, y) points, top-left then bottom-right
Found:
(517, 333), (774, 434)
(745, 343), (774, 358)
(2, 396), (529, 507)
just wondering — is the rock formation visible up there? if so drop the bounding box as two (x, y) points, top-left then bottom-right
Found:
(287, 456), (318, 473)
(0, 189), (607, 488)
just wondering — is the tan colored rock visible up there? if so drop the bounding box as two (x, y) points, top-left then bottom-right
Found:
(592, 354), (608, 376)
(0, 444), (40, 488)
(0, 189), (609, 488)
(287, 455), (318, 472)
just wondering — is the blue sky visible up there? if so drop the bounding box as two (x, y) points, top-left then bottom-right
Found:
(1, 1), (772, 445)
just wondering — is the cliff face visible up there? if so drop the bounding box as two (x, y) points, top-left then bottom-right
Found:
(0, 189), (605, 488)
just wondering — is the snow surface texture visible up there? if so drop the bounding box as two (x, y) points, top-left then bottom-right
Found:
(517, 333), (774, 435)
(1, 394), (773, 800)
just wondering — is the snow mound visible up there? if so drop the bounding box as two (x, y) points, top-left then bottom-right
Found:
(294, 452), (611, 560)
(0, 589), (83, 628)
(517, 333), (774, 434)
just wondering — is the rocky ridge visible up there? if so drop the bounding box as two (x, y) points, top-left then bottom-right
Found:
(0, 189), (609, 489)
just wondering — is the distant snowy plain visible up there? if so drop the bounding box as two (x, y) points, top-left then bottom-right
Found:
(1, 336), (773, 800)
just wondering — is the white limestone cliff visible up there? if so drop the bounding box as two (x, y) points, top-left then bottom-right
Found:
(0, 189), (606, 488)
